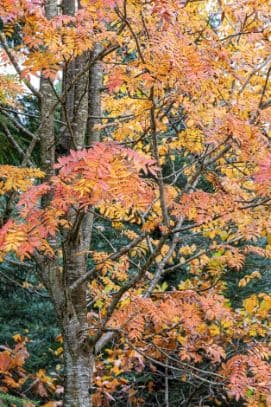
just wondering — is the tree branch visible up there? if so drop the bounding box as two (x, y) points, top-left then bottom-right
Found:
(0, 121), (34, 166)
(70, 232), (148, 291)
(0, 33), (42, 101)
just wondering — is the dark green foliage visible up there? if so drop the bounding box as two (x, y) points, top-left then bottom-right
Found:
(0, 261), (59, 372)
(0, 95), (40, 165)
(0, 392), (39, 407)
(226, 247), (271, 307)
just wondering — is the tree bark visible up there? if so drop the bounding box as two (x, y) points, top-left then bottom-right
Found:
(61, 221), (94, 406)
(63, 339), (94, 407)
(59, 0), (89, 152)
(38, 1), (104, 405)
(62, 240), (94, 407)
(87, 43), (103, 145)
(58, 0), (75, 153)
(39, 0), (57, 178)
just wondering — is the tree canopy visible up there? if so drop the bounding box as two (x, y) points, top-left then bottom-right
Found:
(0, 0), (271, 406)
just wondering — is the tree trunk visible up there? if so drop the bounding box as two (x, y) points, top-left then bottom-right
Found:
(62, 314), (94, 407)
(59, 0), (89, 152)
(39, 1), (103, 405)
(87, 43), (103, 145)
(39, 0), (56, 178)
(63, 344), (94, 407)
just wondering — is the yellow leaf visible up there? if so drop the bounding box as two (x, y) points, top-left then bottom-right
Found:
(177, 335), (186, 345)
(243, 295), (258, 314)
(94, 299), (104, 309)
(221, 319), (233, 329)
(54, 347), (63, 356)
(209, 324), (220, 336)
(12, 334), (23, 343)
(238, 277), (248, 287)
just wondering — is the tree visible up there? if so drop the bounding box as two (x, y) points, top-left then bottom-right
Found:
(1, 0), (271, 406)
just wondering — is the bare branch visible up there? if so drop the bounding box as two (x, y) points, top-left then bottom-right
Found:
(239, 55), (271, 95)
(144, 217), (184, 296)
(150, 87), (170, 227)
(92, 234), (168, 346)
(0, 121), (34, 166)
(0, 108), (36, 139)
(70, 232), (148, 291)
(0, 33), (42, 100)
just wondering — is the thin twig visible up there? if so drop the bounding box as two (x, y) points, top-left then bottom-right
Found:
(0, 32), (41, 100)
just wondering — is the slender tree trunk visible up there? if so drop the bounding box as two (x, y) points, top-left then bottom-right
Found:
(59, 0), (89, 151)
(58, 0), (75, 153)
(39, 1), (103, 404)
(61, 228), (94, 406)
(39, 0), (56, 178)
(63, 340), (94, 407)
(62, 242), (94, 407)
(87, 43), (103, 145)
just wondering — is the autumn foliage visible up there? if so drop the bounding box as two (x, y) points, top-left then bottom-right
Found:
(1, 0), (271, 406)
(0, 143), (156, 261)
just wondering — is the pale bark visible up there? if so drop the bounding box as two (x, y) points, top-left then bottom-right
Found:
(38, 1), (104, 404)
(73, 52), (89, 148)
(62, 240), (94, 407)
(39, 0), (57, 178)
(87, 43), (103, 145)
(39, 76), (56, 177)
(58, 0), (75, 153)
(59, 58), (76, 153)
(59, 0), (89, 152)
(63, 341), (94, 407)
